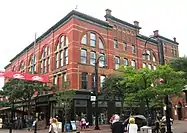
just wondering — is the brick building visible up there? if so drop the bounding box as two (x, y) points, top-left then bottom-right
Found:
(4, 9), (185, 121)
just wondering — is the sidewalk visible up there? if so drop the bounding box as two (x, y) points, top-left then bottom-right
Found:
(0, 124), (111, 133)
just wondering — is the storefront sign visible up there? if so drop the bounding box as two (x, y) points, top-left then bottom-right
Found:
(0, 71), (49, 83)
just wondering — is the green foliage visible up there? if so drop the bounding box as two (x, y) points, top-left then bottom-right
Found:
(104, 65), (186, 115)
(169, 57), (187, 79)
(55, 90), (75, 122)
(102, 74), (126, 101)
(152, 65), (186, 96)
(0, 79), (51, 117)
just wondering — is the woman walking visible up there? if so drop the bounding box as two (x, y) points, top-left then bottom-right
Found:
(127, 117), (138, 133)
(49, 118), (58, 133)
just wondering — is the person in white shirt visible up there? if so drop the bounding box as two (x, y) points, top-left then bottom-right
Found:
(49, 118), (58, 133)
(127, 117), (138, 133)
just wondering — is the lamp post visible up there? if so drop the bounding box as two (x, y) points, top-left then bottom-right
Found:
(34, 96), (38, 133)
(94, 55), (106, 130)
(142, 30), (172, 133)
(183, 85), (187, 104)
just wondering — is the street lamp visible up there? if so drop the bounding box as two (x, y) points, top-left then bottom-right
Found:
(94, 55), (106, 130)
(142, 30), (172, 133)
(182, 85), (187, 103)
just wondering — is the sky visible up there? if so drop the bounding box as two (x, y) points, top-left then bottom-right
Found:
(0, 0), (186, 88)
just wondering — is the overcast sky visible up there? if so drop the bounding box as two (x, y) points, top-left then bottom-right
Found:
(0, 0), (186, 88)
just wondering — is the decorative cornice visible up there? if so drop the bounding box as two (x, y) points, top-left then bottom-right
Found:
(9, 10), (113, 64)
(105, 14), (141, 30)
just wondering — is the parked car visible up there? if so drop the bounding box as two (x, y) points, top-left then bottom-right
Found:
(123, 115), (147, 131)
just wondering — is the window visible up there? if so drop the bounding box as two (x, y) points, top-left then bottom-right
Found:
(64, 48), (68, 65)
(152, 55), (156, 62)
(60, 35), (68, 47)
(115, 56), (120, 69)
(148, 64), (152, 70)
(81, 49), (87, 64)
(63, 73), (67, 82)
(12, 66), (16, 72)
(60, 51), (63, 66)
(53, 76), (58, 85)
(147, 50), (151, 60)
(131, 60), (136, 67)
(114, 39), (118, 48)
(124, 42), (127, 50)
(29, 54), (36, 73)
(99, 53), (105, 67)
(55, 35), (68, 69)
(81, 34), (87, 44)
(40, 46), (50, 73)
(19, 61), (25, 72)
(55, 53), (59, 69)
(82, 72), (88, 89)
(90, 33), (96, 47)
(100, 75), (106, 88)
(90, 51), (96, 65)
(153, 65), (157, 70)
(132, 45), (136, 54)
(99, 38), (104, 49)
(142, 63), (146, 68)
(91, 73), (96, 89)
(124, 58), (128, 66)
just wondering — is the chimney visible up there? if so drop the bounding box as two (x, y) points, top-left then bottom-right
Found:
(153, 30), (159, 37)
(173, 37), (176, 42)
(105, 9), (112, 16)
(134, 21), (139, 27)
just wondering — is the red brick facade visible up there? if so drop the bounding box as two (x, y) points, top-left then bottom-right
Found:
(5, 9), (184, 120)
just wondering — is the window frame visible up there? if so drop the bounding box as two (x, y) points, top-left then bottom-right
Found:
(90, 51), (96, 66)
(81, 49), (87, 64)
(90, 33), (96, 47)
(114, 39), (118, 48)
(115, 56), (120, 69)
(81, 72), (88, 89)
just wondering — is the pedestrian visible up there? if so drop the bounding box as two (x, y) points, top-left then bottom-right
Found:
(111, 115), (124, 133)
(49, 118), (58, 133)
(127, 117), (138, 133)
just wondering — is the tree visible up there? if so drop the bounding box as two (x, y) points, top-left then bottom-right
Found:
(121, 67), (157, 116)
(152, 65), (186, 96)
(169, 57), (187, 79)
(102, 74), (127, 114)
(54, 80), (75, 123)
(0, 79), (51, 118)
(55, 89), (76, 123)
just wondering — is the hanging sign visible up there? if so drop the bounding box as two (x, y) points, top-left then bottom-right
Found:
(0, 71), (49, 83)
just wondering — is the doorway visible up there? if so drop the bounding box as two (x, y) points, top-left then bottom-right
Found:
(177, 102), (182, 120)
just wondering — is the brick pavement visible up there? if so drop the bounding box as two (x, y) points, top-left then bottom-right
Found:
(1, 121), (187, 133)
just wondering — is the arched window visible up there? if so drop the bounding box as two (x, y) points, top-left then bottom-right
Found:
(81, 34), (87, 44)
(131, 60), (136, 68)
(99, 38), (104, 49)
(152, 54), (156, 62)
(12, 66), (16, 72)
(40, 46), (50, 73)
(142, 63), (146, 68)
(124, 58), (128, 66)
(28, 54), (36, 73)
(55, 35), (68, 69)
(19, 61), (26, 72)
(80, 31), (105, 49)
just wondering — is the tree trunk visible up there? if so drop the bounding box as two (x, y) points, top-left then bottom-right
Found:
(146, 98), (150, 117)
(27, 97), (31, 118)
(120, 98), (124, 115)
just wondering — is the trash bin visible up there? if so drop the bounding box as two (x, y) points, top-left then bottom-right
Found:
(65, 123), (71, 132)
(140, 126), (152, 133)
